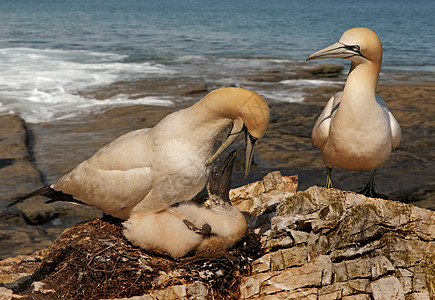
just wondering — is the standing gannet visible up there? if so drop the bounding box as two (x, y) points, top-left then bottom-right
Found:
(8, 88), (269, 219)
(306, 27), (401, 198)
(123, 150), (247, 258)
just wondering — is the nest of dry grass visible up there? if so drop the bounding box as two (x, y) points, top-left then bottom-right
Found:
(14, 216), (262, 299)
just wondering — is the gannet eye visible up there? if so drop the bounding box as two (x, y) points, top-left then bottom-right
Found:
(212, 170), (219, 177)
(352, 45), (360, 52)
(345, 45), (360, 53)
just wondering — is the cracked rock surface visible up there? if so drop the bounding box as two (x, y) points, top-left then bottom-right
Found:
(1, 173), (434, 299)
(240, 184), (434, 300)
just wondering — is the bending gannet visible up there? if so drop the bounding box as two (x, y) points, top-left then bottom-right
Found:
(123, 150), (247, 258)
(8, 88), (269, 219)
(306, 27), (401, 198)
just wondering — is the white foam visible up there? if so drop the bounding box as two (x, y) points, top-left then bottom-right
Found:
(257, 90), (305, 103)
(175, 55), (209, 63)
(0, 48), (176, 123)
(280, 79), (342, 87)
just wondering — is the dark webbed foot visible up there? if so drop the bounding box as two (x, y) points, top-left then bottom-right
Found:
(183, 219), (212, 235)
(358, 184), (389, 199)
(357, 170), (389, 199)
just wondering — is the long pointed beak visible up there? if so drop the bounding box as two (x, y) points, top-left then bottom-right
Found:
(207, 150), (237, 202)
(243, 131), (258, 180)
(307, 42), (355, 61)
(206, 118), (244, 166)
(219, 149), (237, 198)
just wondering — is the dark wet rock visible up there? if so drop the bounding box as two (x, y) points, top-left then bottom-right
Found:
(245, 64), (344, 82)
(0, 114), (102, 259)
(79, 77), (209, 100)
(302, 84), (344, 104)
(0, 114), (42, 200)
(295, 64), (344, 78)
(0, 114), (58, 227)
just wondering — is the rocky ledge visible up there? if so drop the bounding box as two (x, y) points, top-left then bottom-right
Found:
(1, 172), (433, 299)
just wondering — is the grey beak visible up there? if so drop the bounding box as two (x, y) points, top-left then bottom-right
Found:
(207, 118), (244, 166)
(243, 130), (258, 180)
(307, 41), (364, 61)
(207, 150), (237, 202)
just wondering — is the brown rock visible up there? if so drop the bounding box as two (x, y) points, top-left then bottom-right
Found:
(244, 64), (344, 82)
(294, 64), (344, 78)
(0, 113), (102, 259)
(0, 114), (41, 200)
(79, 77), (208, 100)
(1, 174), (433, 299)
(240, 185), (434, 299)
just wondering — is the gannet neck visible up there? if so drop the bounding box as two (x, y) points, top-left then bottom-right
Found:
(191, 87), (270, 140)
(177, 105), (233, 143)
(344, 60), (380, 101)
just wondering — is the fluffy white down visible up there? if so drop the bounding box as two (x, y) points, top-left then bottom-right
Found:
(122, 201), (247, 258)
(123, 210), (204, 258)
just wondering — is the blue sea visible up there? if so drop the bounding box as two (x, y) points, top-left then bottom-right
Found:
(0, 0), (434, 123)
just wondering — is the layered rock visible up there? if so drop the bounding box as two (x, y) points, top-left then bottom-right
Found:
(1, 172), (433, 299)
(240, 185), (434, 299)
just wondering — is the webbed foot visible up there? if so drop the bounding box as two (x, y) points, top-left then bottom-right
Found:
(183, 219), (212, 235)
(357, 170), (389, 199)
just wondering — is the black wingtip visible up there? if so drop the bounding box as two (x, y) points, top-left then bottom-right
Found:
(6, 186), (83, 208)
(6, 186), (52, 207)
(6, 199), (21, 208)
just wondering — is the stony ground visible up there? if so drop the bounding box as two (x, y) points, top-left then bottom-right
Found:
(1, 173), (433, 299)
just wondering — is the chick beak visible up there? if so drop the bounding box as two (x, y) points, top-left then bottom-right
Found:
(207, 149), (237, 202)
(243, 129), (258, 180)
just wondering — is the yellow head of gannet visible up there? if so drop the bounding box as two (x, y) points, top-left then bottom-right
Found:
(8, 88), (270, 219)
(200, 87), (270, 179)
(307, 27), (382, 64)
(306, 28), (401, 198)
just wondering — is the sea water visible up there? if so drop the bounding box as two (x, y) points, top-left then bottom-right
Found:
(0, 0), (434, 123)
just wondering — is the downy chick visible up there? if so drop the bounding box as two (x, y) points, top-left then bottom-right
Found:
(123, 150), (246, 259)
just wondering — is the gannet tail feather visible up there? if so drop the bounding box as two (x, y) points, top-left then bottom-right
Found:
(7, 186), (85, 207)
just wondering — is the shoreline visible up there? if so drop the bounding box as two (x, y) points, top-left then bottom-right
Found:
(0, 78), (433, 259)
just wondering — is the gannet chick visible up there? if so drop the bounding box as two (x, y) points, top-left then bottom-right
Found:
(8, 88), (269, 219)
(307, 27), (401, 198)
(123, 150), (247, 259)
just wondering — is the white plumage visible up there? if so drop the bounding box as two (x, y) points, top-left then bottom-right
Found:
(10, 88), (269, 219)
(307, 27), (401, 197)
